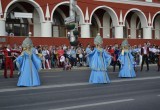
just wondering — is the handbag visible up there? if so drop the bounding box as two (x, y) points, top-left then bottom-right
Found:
(45, 54), (50, 59)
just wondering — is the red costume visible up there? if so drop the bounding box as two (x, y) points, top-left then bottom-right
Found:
(0, 47), (20, 78)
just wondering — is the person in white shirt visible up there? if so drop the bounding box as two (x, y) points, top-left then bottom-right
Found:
(141, 43), (149, 71)
(42, 46), (51, 69)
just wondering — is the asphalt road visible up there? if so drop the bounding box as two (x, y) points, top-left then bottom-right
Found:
(0, 65), (160, 110)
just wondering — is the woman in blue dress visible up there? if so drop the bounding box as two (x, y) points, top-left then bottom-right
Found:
(118, 39), (136, 78)
(15, 37), (41, 87)
(89, 33), (111, 84)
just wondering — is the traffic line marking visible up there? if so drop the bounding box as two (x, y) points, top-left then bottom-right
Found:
(49, 99), (135, 110)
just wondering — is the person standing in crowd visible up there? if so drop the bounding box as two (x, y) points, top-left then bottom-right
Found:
(70, 46), (77, 67)
(0, 44), (20, 78)
(42, 46), (51, 69)
(57, 46), (64, 68)
(0, 44), (3, 70)
(76, 44), (83, 67)
(85, 43), (92, 67)
(141, 42), (150, 71)
(89, 33), (111, 84)
(113, 44), (121, 72)
(15, 37), (41, 87)
(118, 39), (136, 78)
(157, 46), (160, 71)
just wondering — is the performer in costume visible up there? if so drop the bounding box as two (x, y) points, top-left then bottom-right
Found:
(118, 39), (136, 78)
(85, 43), (92, 66)
(15, 37), (41, 87)
(89, 33), (111, 84)
(0, 45), (20, 78)
(141, 42), (150, 71)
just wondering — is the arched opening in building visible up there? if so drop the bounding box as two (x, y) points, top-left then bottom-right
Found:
(5, 2), (42, 37)
(103, 12), (114, 38)
(153, 14), (160, 39)
(124, 12), (143, 38)
(124, 9), (148, 39)
(90, 6), (118, 38)
(51, 2), (84, 38)
(52, 8), (66, 37)
(91, 15), (99, 38)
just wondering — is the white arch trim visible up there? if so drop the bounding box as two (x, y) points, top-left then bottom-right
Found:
(93, 14), (101, 28)
(4, 0), (45, 22)
(152, 11), (160, 27)
(125, 20), (129, 28)
(137, 21), (141, 29)
(56, 7), (66, 20)
(90, 5), (119, 26)
(51, 1), (85, 24)
(124, 8), (148, 28)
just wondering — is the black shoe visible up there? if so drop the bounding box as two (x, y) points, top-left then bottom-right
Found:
(4, 76), (8, 78)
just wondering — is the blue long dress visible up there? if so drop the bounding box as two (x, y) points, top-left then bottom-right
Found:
(118, 50), (136, 78)
(89, 48), (111, 83)
(16, 51), (41, 87)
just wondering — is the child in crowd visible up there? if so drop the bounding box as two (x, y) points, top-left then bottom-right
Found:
(64, 58), (71, 70)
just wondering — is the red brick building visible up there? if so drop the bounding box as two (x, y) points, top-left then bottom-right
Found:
(0, 0), (160, 46)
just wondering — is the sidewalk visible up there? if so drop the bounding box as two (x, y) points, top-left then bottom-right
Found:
(0, 66), (90, 75)
(40, 66), (90, 72)
(0, 64), (157, 75)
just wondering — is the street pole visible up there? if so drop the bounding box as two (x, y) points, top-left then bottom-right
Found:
(69, 0), (75, 42)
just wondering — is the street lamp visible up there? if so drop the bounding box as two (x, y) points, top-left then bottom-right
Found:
(29, 32), (32, 37)
(138, 35), (141, 39)
(128, 35), (131, 39)
(67, 32), (70, 39)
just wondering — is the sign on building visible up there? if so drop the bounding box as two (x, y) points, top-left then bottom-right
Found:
(65, 15), (75, 24)
(14, 12), (33, 18)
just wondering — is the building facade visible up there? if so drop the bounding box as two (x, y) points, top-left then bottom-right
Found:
(1, 0), (160, 39)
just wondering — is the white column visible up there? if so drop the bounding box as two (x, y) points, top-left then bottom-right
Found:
(81, 23), (90, 38)
(115, 26), (123, 38)
(143, 27), (152, 39)
(41, 21), (52, 37)
(33, 9), (41, 37)
(0, 19), (6, 36)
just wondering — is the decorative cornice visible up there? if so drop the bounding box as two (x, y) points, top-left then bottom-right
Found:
(94, 0), (160, 8)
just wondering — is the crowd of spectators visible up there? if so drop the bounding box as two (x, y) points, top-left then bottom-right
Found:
(0, 41), (160, 71)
